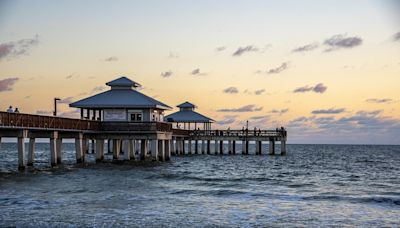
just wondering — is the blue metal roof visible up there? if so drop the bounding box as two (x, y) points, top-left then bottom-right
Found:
(165, 110), (214, 123)
(177, 101), (196, 109)
(70, 77), (171, 109)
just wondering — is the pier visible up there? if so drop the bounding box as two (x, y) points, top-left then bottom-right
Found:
(0, 76), (287, 170)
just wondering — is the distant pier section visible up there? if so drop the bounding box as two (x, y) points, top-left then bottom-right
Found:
(0, 76), (287, 170)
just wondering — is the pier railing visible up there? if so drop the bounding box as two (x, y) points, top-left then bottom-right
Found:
(0, 111), (101, 131)
(189, 129), (286, 137)
(100, 121), (172, 132)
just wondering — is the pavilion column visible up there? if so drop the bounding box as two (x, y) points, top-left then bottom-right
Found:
(95, 139), (105, 162)
(27, 138), (35, 166)
(56, 138), (63, 164)
(75, 133), (84, 163)
(140, 139), (147, 160)
(165, 140), (171, 161)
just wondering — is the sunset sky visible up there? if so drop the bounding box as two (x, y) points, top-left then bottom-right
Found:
(0, 0), (399, 144)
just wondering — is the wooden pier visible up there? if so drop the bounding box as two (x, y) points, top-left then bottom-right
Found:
(0, 111), (287, 170)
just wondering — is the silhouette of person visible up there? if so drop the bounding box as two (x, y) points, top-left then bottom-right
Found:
(7, 106), (13, 113)
(14, 108), (20, 113)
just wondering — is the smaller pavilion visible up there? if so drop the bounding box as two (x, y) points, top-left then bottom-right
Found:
(165, 102), (214, 130)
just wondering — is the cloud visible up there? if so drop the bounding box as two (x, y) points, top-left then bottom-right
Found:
(168, 52), (179, 58)
(393, 32), (400, 42)
(36, 110), (53, 116)
(292, 43), (319, 53)
(294, 83), (327, 94)
(104, 56), (118, 62)
(270, 108), (289, 115)
(0, 35), (39, 60)
(66, 74), (74, 79)
(254, 89), (265, 95)
(366, 98), (394, 104)
(59, 109), (80, 118)
(223, 86), (239, 94)
(91, 86), (106, 93)
(190, 68), (206, 76)
(215, 46), (226, 52)
(0, 77), (19, 92)
(232, 45), (259, 56)
(312, 108), (346, 114)
(267, 62), (290, 74)
(217, 104), (263, 112)
(217, 115), (237, 125)
(59, 96), (74, 104)
(24, 95), (31, 99)
(161, 71), (173, 78)
(323, 34), (362, 51)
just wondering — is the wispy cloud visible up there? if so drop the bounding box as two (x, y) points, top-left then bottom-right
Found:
(312, 108), (346, 114)
(294, 83), (327, 94)
(161, 71), (173, 78)
(232, 45), (259, 56)
(270, 108), (289, 115)
(366, 98), (395, 104)
(190, 68), (206, 76)
(215, 46), (226, 52)
(254, 89), (265, 95)
(0, 77), (19, 92)
(0, 35), (39, 61)
(323, 34), (362, 52)
(292, 43), (319, 53)
(104, 56), (118, 62)
(393, 32), (400, 42)
(217, 115), (237, 125)
(267, 62), (290, 74)
(217, 104), (263, 112)
(59, 96), (74, 104)
(168, 52), (179, 58)
(36, 110), (53, 116)
(223, 86), (239, 94)
(91, 86), (106, 93)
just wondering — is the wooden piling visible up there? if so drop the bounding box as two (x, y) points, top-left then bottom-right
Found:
(219, 140), (223, 155)
(56, 138), (63, 164)
(27, 138), (35, 166)
(214, 139), (218, 155)
(75, 135), (84, 163)
(207, 140), (211, 154)
(195, 140), (198, 154)
(165, 140), (171, 161)
(95, 139), (104, 162)
(158, 140), (165, 161)
(140, 139), (147, 160)
(17, 136), (26, 170)
(269, 139), (275, 155)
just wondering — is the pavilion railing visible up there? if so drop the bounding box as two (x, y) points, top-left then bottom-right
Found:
(0, 112), (101, 131)
(101, 121), (172, 132)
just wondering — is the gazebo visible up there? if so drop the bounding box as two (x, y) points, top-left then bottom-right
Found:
(70, 76), (171, 122)
(165, 102), (214, 130)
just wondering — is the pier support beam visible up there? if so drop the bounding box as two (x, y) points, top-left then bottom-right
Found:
(228, 140), (232, 154)
(188, 140), (192, 155)
(113, 139), (121, 160)
(96, 139), (104, 162)
(130, 140), (136, 160)
(56, 138), (63, 164)
(219, 140), (224, 155)
(140, 139), (147, 160)
(17, 134), (26, 170)
(124, 140), (133, 161)
(281, 140), (286, 155)
(170, 139), (175, 156)
(151, 140), (159, 161)
(195, 140), (198, 154)
(242, 140), (246, 155)
(201, 140), (205, 154)
(232, 141), (236, 155)
(158, 140), (165, 161)
(182, 139), (185, 155)
(256, 140), (262, 155)
(75, 133), (84, 163)
(49, 132), (58, 167)
(165, 140), (171, 161)
(27, 138), (35, 166)
(245, 140), (249, 155)
(269, 139), (275, 155)
(207, 140), (211, 155)
(214, 139), (218, 155)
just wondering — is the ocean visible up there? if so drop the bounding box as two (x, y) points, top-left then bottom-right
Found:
(0, 143), (399, 227)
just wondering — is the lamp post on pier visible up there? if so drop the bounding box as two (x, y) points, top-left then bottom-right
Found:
(53, 98), (61, 116)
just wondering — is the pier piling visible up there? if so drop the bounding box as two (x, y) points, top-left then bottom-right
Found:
(17, 134), (26, 170)
(269, 139), (275, 155)
(27, 138), (35, 166)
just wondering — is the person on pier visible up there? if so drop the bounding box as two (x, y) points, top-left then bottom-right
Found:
(7, 106), (13, 113)
(14, 108), (20, 113)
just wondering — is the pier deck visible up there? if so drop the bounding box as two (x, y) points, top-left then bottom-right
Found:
(0, 112), (287, 170)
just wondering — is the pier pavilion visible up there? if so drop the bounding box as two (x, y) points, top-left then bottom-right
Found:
(0, 76), (287, 170)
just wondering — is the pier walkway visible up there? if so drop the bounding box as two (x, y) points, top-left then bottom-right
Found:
(0, 112), (287, 170)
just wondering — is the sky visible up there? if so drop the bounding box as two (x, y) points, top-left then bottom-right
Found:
(0, 0), (399, 144)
